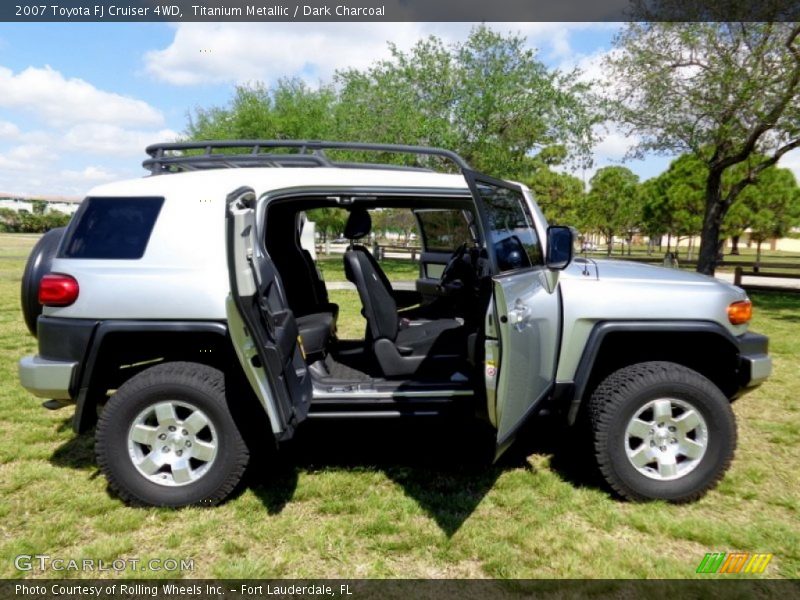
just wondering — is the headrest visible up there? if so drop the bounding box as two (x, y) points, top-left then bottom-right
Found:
(344, 208), (371, 240)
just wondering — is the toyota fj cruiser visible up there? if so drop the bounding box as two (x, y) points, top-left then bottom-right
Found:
(18, 140), (771, 507)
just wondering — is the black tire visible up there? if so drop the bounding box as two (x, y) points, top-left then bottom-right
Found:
(96, 362), (249, 507)
(20, 227), (66, 336)
(589, 361), (736, 503)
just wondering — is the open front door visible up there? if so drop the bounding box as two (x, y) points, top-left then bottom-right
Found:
(225, 187), (312, 441)
(464, 172), (561, 457)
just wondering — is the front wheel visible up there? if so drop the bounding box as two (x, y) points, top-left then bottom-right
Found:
(589, 361), (736, 503)
(96, 362), (249, 507)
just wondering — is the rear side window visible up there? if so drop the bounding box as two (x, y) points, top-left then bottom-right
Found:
(60, 197), (164, 259)
(416, 209), (473, 252)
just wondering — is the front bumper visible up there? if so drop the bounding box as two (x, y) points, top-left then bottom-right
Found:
(737, 332), (772, 389)
(19, 355), (77, 400)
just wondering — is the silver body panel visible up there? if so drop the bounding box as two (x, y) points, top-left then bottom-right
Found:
(555, 258), (749, 382)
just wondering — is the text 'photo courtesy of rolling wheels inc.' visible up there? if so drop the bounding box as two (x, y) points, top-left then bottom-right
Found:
(1, 1), (799, 598)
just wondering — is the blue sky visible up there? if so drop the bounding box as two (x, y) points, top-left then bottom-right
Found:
(1, 22), (678, 196)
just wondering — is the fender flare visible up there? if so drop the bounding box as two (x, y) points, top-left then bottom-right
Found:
(565, 320), (740, 425)
(73, 320), (228, 433)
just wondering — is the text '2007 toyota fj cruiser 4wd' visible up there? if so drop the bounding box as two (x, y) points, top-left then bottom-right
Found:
(19, 140), (771, 507)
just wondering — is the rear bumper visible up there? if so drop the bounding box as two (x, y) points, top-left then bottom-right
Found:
(18, 316), (97, 401)
(737, 332), (771, 389)
(18, 355), (77, 400)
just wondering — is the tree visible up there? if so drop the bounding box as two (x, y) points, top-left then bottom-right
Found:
(740, 167), (800, 267)
(519, 145), (586, 226)
(606, 17), (800, 275)
(581, 166), (641, 256)
(641, 155), (706, 258)
(335, 27), (596, 176)
(188, 79), (337, 141)
(371, 209), (418, 244)
(306, 208), (347, 243)
(186, 26), (597, 179)
(642, 153), (800, 260)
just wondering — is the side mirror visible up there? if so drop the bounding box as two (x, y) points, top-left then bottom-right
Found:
(546, 225), (573, 270)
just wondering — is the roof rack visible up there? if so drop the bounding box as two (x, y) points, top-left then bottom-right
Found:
(143, 140), (471, 175)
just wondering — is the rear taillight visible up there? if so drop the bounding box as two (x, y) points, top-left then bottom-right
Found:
(38, 273), (79, 307)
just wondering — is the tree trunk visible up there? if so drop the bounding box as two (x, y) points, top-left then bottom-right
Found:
(606, 233), (613, 256)
(731, 235), (740, 255)
(666, 233), (671, 254)
(696, 170), (727, 276)
(755, 240), (763, 272)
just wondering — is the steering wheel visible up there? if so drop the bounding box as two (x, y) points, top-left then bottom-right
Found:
(438, 243), (469, 292)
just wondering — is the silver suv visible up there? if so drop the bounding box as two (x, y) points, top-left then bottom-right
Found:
(18, 140), (771, 507)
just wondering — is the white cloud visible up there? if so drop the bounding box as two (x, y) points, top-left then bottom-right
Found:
(0, 65), (164, 127)
(60, 166), (117, 183)
(144, 22), (429, 86)
(62, 124), (180, 157)
(594, 129), (637, 162)
(0, 63), (175, 195)
(144, 22), (615, 86)
(0, 120), (20, 140)
(778, 149), (800, 182)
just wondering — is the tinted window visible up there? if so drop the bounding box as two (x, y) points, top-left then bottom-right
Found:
(417, 209), (473, 252)
(477, 183), (543, 272)
(60, 197), (163, 259)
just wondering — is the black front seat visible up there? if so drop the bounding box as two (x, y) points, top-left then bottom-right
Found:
(342, 208), (464, 377)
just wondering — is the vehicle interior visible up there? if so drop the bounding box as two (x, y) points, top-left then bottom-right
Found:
(263, 193), (494, 403)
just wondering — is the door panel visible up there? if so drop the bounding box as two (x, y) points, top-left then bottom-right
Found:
(463, 171), (561, 455)
(492, 270), (560, 451)
(416, 251), (452, 300)
(225, 187), (311, 440)
(414, 208), (475, 302)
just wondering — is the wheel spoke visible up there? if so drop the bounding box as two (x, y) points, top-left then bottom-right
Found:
(657, 454), (678, 478)
(627, 418), (652, 439)
(652, 399), (673, 422)
(680, 438), (705, 459)
(130, 424), (158, 446)
(171, 462), (192, 484)
(191, 440), (216, 462)
(137, 452), (164, 475)
(183, 410), (209, 435)
(129, 399), (218, 488)
(628, 445), (652, 468)
(675, 409), (702, 433)
(154, 402), (178, 426)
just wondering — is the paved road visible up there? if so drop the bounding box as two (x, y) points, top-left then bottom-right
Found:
(715, 272), (800, 290)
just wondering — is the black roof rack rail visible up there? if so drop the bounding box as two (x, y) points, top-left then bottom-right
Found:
(142, 140), (471, 175)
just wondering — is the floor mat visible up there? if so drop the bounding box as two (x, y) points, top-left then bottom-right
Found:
(324, 354), (373, 381)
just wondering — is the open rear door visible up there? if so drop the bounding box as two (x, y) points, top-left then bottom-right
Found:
(225, 187), (312, 441)
(464, 172), (561, 458)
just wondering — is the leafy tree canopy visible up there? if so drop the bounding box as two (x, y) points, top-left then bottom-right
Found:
(187, 26), (597, 178)
(606, 16), (800, 274)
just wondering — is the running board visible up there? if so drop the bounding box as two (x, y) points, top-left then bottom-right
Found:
(312, 387), (473, 401)
(307, 410), (442, 419)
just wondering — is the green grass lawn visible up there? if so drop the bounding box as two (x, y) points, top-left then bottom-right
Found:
(316, 256), (420, 284)
(0, 233), (798, 579)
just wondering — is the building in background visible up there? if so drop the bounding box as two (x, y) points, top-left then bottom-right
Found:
(0, 193), (81, 216)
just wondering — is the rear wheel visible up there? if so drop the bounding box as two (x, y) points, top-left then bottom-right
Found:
(96, 362), (249, 507)
(589, 361), (736, 503)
